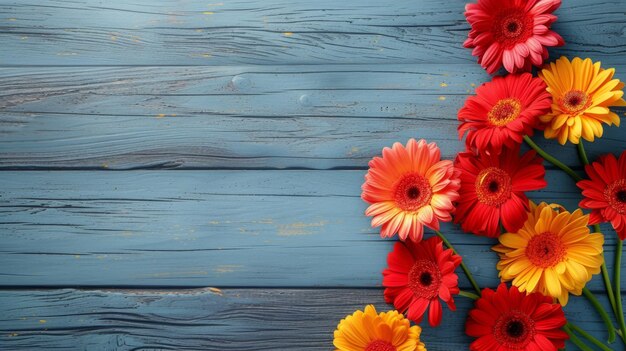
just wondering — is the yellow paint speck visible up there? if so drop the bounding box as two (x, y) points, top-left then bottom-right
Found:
(283, 32), (293, 37)
(102, 163), (109, 169)
(440, 82), (448, 87)
(7, 18), (16, 21)
(470, 83), (476, 87)
(156, 113), (166, 118)
(203, 11), (214, 15)
(201, 54), (211, 58)
(8, 333), (18, 337)
(39, 320), (46, 324)
(74, 255), (80, 259)
(438, 96), (446, 101)
(209, 287), (223, 295)
(195, 29), (203, 32)
(110, 36), (117, 41)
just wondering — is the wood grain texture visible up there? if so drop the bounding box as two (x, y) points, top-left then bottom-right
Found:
(0, 288), (616, 350)
(0, 170), (619, 288)
(0, 0), (624, 66)
(1, 64), (624, 170)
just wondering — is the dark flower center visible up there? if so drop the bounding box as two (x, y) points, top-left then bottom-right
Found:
(605, 179), (626, 214)
(407, 186), (420, 199)
(505, 19), (521, 36)
(526, 232), (566, 268)
(475, 167), (513, 207)
(487, 98), (522, 126)
(408, 259), (442, 299)
(493, 311), (535, 348)
(492, 10), (533, 48)
(393, 174), (433, 211)
(506, 320), (525, 338)
(560, 90), (591, 116)
(419, 272), (433, 286)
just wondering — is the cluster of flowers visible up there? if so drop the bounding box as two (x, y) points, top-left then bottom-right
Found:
(332, 0), (626, 350)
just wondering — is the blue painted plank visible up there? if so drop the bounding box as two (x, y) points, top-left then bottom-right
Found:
(0, 288), (616, 350)
(1, 64), (624, 170)
(0, 0), (624, 66)
(0, 170), (620, 288)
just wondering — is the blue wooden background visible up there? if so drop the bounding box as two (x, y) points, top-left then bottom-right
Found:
(0, 0), (625, 349)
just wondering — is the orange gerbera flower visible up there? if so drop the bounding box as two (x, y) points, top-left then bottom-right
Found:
(539, 57), (626, 144)
(333, 305), (427, 351)
(493, 202), (604, 305)
(362, 139), (460, 242)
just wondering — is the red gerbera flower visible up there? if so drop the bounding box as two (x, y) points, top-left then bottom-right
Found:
(454, 147), (547, 237)
(458, 73), (552, 153)
(464, 0), (565, 74)
(578, 151), (626, 240)
(466, 283), (568, 351)
(382, 236), (461, 327)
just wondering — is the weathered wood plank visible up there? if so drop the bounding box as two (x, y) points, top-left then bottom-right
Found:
(0, 0), (624, 66)
(0, 170), (619, 288)
(0, 288), (614, 350)
(1, 65), (624, 170)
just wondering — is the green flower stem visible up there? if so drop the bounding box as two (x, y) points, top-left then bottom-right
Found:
(577, 141), (590, 165)
(523, 135), (582, 182)
(615, 240), (626, 345)
(458, 290), (479, 301)
(563, 324), (595, 351)
(577, 141), (621, 320)
(434, 230), (481, 296)
(568, 323), (614, 351)
(582, 287), (617, 343)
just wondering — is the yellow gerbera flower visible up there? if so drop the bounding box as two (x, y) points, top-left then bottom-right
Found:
(333, 305), (427, 351)
(539, 56), (626, 144)
(493, 202), (604, 305)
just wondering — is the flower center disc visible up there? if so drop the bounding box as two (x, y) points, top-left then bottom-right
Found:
(365, 340), (397, 351)
(475, 167), (512, 207)
(559, 90), (591, 116)
(526, 232), (566, 268)
(606, 179), (626, 214)
(488, 98), (522, 127)
(408, 259), (442, 299)
(493, 9), (533, 48)
(393, 174), (433, 211)
(493, 311), (535, 348)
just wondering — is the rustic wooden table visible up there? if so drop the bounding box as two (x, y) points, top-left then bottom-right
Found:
(0, 0), (625, 349)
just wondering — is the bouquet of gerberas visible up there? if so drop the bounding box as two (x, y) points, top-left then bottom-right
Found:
(331, 0), (626, 350)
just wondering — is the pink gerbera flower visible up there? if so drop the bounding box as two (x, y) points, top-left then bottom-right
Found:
(464, 0), (565, 74)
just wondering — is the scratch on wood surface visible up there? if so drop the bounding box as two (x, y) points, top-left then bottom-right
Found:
(277, 221), (328, 236)
(144, 271), (208, 278)
(213, 265), (243, 274)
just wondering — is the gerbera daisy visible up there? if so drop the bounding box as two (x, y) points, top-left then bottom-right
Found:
(333, 305), (427, 351)
(382, 236), (462, 327)
(539, 56), (626, 144)
(578, 151), (626, 240)
(361, 139), (460, 242)
(458, 73), (552, 153)
(493, 202), (604, 305)
(464, 0), (564, 74)
(454, 147), (546, 237)
(466, 283), (568, 351)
